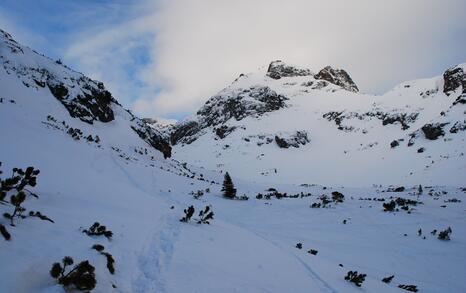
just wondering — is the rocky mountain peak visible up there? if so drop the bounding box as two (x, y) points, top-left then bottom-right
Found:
(314, 66), (359, 92)
(266, 60), (313, 79)
(443, 64), (466, 96)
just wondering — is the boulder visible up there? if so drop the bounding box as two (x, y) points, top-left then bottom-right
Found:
(421, 123), (447, 140)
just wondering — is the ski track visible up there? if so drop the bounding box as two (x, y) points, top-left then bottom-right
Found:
(133, 213), (181, 293)
(233, 222), (339, 293)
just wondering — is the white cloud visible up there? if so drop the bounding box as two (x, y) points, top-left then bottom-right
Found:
(63, 0), (466, 118)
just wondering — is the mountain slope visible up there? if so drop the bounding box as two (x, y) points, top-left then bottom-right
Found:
(169, 60), (466, 186)
(0, 29), (171, 159)
(1, 30), (465, 293)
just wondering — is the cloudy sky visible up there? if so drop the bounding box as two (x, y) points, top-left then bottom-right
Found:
(1, 0), (465, 119)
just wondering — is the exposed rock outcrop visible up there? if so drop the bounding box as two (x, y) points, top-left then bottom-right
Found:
(275, 131), (309, 148)
(170, 121), (202, 145)
(266, 60), (312, 79)
(170, 86), (288, 145)
(314, 66), (359, 92)
(131, 118), (172, 158)
(443, 65), (466, 95)
(421, 123), (448, 140)
(47, 80), (115, 123)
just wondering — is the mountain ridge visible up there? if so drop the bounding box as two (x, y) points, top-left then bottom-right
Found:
(166, 60), (465, 186)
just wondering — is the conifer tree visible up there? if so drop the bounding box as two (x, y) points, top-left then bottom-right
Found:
(222, 172), (236, 199)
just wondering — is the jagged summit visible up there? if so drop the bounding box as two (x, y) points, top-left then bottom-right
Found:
(314, 66), (359, 93)
(266, 60), (313, 79)
(266, 60), (358, 92)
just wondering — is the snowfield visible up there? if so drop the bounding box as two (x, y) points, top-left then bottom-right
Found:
(1, 29), (466, 293)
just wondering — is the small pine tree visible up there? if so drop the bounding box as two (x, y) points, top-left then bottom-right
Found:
(222, 172), (236, 199)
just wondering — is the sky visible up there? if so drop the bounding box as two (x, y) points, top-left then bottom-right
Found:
(1, 0), (465, 120)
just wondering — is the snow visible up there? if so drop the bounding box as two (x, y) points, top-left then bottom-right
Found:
(1, 29), (466, 293)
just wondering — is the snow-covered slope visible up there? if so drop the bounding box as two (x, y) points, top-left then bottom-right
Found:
(170, 60), (466, 186)
(1, 30), (465, 293)
(0, 29), (171, 159)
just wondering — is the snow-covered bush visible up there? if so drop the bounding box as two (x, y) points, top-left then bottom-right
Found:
(28, 210), (54, 222)
(383, 197), (420, 212)
(180, 205), (214, 224)
(180, 205), (195, 222)
(382, 275), (394, 283)
(92, 244), (115, 274)
(311, 194), (333, 208)
(50, 257), (96, 291)
(383, 200), (396, 212)
(192, 190), (204, 199)
(331, 191), (345, 203)
(344, 271), (366, 287)
(0, 164), (40, 198)
(437, 227), (452, 240)
(0, 224), (10, 240)
(1, 164), (44, 227)
(3, 191), (26, 226)
(398, 284), (418, 292)
(197, 206), (214, 224)
(83, 222), (113, 239)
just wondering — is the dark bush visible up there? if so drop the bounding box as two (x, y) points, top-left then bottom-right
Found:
(197, 206), (214, 224)
(383, 200), (396, 212)
(50, 257), (96, 291)
(438, 227), (452, 240)
(382, 275), (394, 283)
(180, 205), (214, 224)
(102, 252), (115, 274)
(4, 191), (26, 226)
(180, 205), (195, 222)
(28, 211), (54, 223)
(331, 191), (345, 203)
(91, 244), (115, 274)
(398, 284), (418, 292)
(344, 271), (366, 287)
(0, 224), (11, 240)
(1, 164), (42, 228)
(83, 222), (113, 239)
(91, 244), (105, 252)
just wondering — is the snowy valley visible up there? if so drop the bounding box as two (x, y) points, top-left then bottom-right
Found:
(1, 28), (465, 293)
